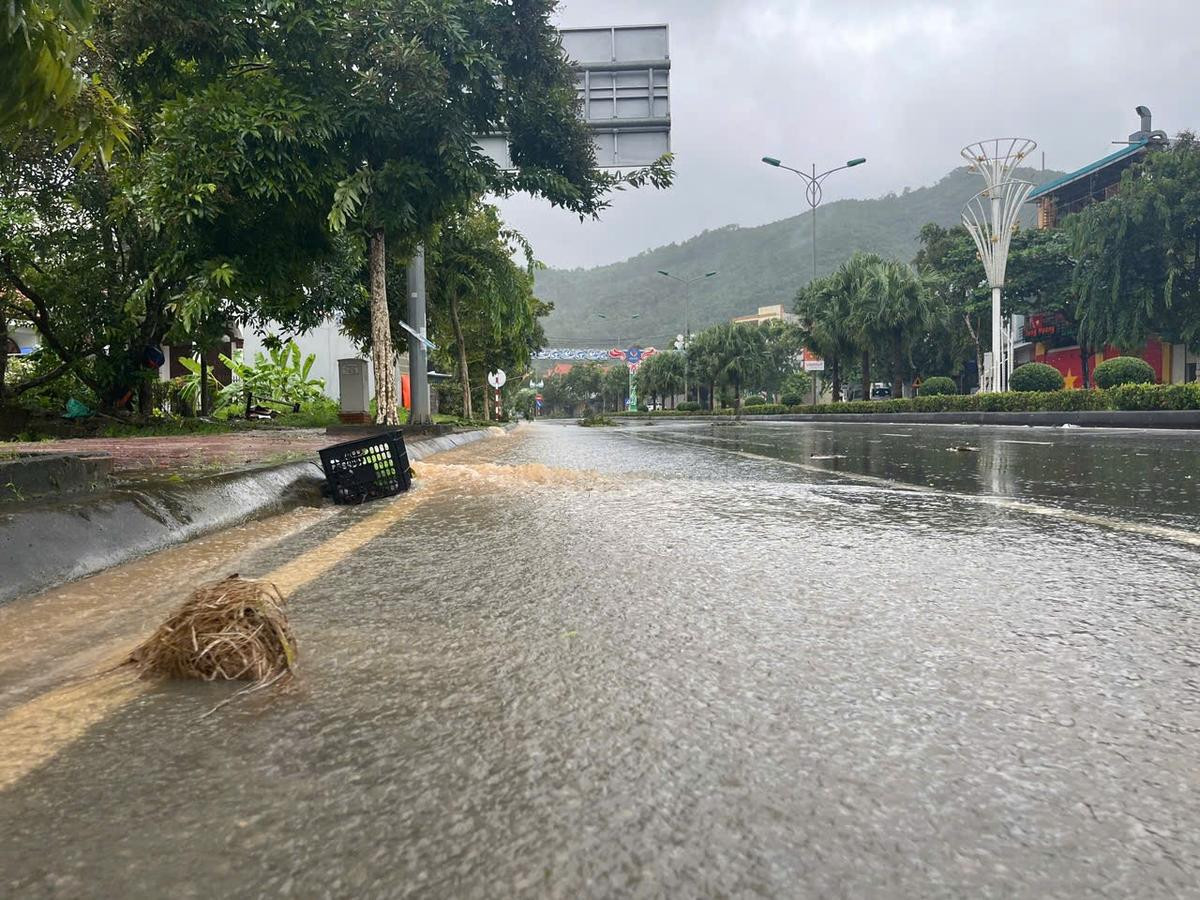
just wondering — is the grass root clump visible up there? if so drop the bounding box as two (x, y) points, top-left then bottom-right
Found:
(128, 575), (297, 683)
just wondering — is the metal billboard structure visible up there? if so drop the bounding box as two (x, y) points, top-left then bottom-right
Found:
(476, 24), (671, 170)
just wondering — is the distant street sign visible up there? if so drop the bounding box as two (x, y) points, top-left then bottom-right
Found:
(803, 349), (825, 372)
(476, 24), (670, 169)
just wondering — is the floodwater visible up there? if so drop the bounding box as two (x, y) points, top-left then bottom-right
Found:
(2, 420), (1200, 898)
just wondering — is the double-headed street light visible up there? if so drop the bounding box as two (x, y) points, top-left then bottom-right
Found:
(595, 312), (640, 349)
(761, 156), (866, 283)
(657, 270), (717, 401)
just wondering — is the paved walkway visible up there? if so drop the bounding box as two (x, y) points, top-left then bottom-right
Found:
(2, 429), (332, 472)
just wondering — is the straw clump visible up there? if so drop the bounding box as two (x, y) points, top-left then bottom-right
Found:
(129, 575), (297, 682)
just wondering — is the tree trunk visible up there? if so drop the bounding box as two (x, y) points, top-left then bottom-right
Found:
(0, 314), (8, 403)
(891, 329), (904, 398)
(861, 349), (871, 401)
(200, 353), (210, 416)
(1079, 344), (1091, 389)
(448, 291), (472, 419)
(368, 228), (399, 425)
(830, 355), (841, 404)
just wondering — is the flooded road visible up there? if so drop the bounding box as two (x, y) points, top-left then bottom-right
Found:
(2, 420), (1200, 897)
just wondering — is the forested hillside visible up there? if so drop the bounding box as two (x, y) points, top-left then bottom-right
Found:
(535, 165), (1061, 347)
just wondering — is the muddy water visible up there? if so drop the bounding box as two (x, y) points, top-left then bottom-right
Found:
(2, 421), (1200, 898)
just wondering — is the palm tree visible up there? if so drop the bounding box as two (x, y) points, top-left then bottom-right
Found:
(856, 259), (938, 397)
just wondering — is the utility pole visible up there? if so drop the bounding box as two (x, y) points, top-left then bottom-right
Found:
(406, 246), (431, 425)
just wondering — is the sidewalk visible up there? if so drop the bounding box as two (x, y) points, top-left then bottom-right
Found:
(2, 428), (332, 473)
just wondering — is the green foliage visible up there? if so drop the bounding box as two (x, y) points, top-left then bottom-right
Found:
(743, 395), (766, 406)
(676, 401), (702, 412)
(1107, 383), (1200, 410)
(779, 370), (813, 406)
(1092, 356), (1156, 388)
(175, 356), (222, 412)
(218, 341), (326, 408)
(918, 376), (957, 396)
(1010, 363), (1065, 393)
(618, 385), (1200, 417)
(1069, 134), (1200, 352)
(577, 411), (615, 427)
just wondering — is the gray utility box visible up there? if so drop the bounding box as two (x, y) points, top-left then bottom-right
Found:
(338, 358), (370, 414)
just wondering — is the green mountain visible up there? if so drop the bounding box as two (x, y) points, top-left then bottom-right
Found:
(534, 165), (1062, 348)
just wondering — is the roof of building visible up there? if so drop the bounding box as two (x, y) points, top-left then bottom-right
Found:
(1027, 140), (1148, 201)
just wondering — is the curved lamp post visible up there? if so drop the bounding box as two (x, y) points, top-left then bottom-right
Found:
(761, 156), (866, 283)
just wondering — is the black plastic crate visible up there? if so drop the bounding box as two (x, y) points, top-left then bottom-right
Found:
(318, 430), (413, 504)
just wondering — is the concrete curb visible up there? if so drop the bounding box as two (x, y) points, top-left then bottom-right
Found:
(0, 452), (114, 502)
(616, 410), (1200, 429)
(0, 424), (516, 605)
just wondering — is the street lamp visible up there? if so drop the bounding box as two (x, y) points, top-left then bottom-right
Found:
(761, 155), (866, 283)
(657, 270), (717, 401)
(595, 312), (640, 350)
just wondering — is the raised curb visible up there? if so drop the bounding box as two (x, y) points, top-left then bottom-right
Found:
(0, 424), (515, 605)
(0, 452), (114, 502)
(616, 410), (1200, 429)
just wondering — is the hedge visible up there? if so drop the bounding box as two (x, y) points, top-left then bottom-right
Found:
(612, 384), (1200, 417)
(918, 376), (957, 396)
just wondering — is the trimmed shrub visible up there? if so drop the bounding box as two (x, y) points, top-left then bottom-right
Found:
(1009, 363), (1064, 392)
(1108, 382), (1200, 410)
(676, 401), (702, 412)
(1093, 356), (1155, 388)
(918, 376), (957, 396)
(743, 395), (767, 406)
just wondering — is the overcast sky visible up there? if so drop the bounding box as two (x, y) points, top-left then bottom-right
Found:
(495, 0), (1198, 270)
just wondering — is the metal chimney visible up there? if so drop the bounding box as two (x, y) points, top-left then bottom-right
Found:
(1130, 105), (1153, 141)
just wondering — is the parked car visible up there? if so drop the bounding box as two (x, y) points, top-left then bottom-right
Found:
(870, 384), (892, 400)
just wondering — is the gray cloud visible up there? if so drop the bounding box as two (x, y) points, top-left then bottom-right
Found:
(496, 0), (1198, 269)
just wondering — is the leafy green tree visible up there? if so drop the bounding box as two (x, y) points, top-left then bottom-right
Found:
(856, 258), (939, 397)
(601, 363), (628, 412)
(758, 320), (805, 400)
(134, 0), (673, 424)
(564, 361), (604, 413)
(426, 203), (540, 420)
(1069, 133), (1200, 358)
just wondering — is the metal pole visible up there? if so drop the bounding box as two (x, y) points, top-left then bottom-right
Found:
(407, 244), (431, 425)
(811, 162), (819, 282)
(683, 281), (689, 401)
(990, 192), (1002, 393)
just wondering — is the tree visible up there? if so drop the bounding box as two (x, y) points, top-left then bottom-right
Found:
(856, 258), (939, 397)
(915, 222), (1075, 388)
(1069, 133), (1200, 360)
(795, 274), (855, 402)
(759, 320), (805, 400)
(601, 363), (628, 412)
(684, 322), (767, 411)
(133, 0), (673, 425)
(1, 0), (128, 161)
(426, 203), (540, 420)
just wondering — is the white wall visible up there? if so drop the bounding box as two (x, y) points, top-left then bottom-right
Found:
(241, 319), (413, 406)
(242, 319), (370, 402)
